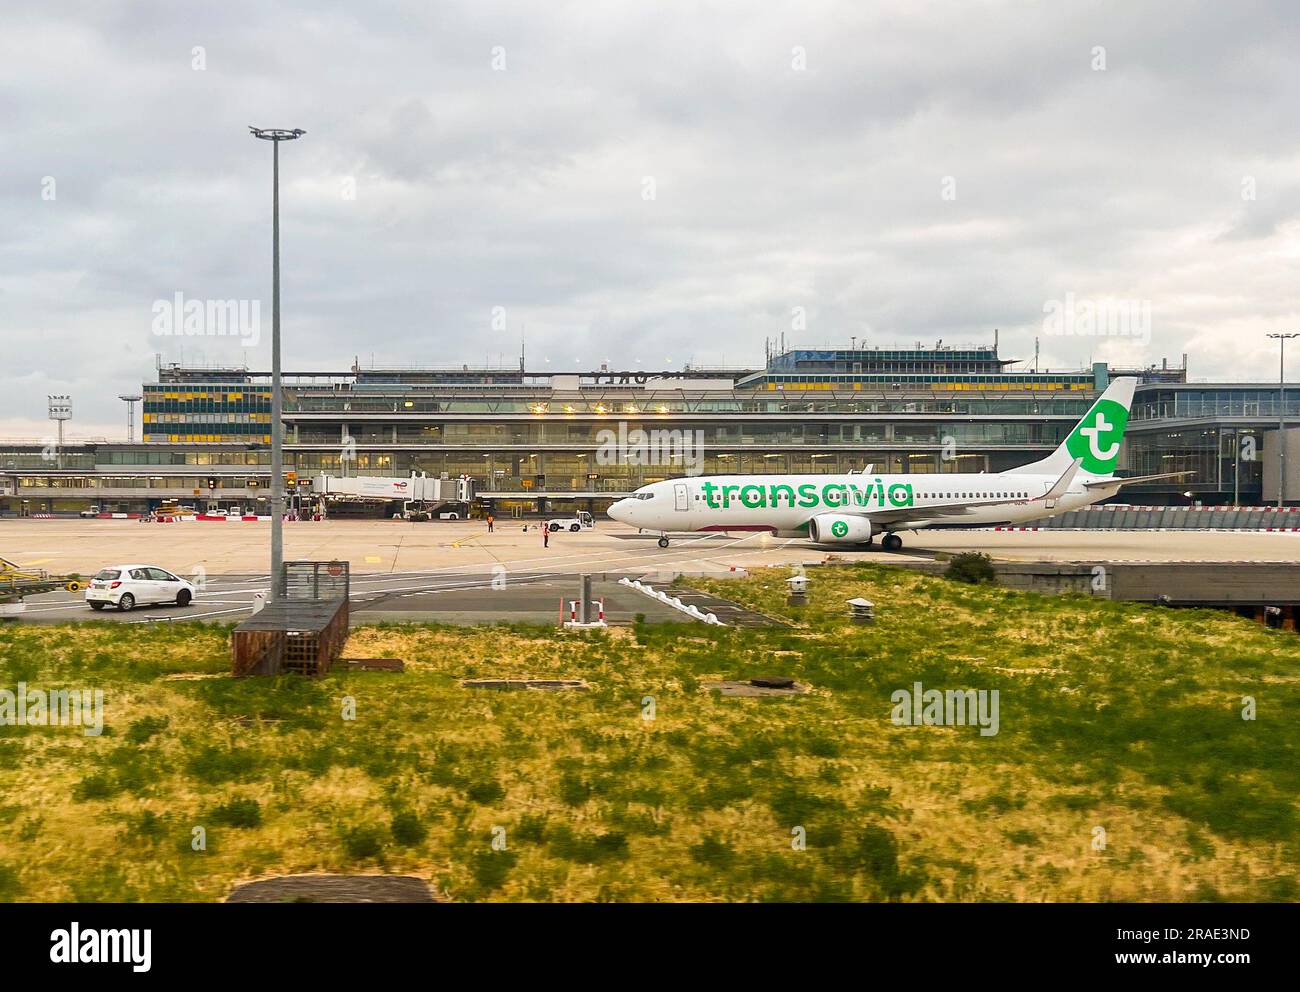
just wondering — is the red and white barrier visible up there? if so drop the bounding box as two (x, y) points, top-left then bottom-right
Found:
(27, 512), (142, 519)
(563, 597), (608, 628)
(1087, 504), (1300, 513)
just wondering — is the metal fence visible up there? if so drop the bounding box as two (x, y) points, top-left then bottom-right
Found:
(277, 560), (350, 601)
(1023, 505), (1300, 530)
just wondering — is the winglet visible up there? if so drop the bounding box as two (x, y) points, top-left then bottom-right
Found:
(1044, 457), (1083, 502)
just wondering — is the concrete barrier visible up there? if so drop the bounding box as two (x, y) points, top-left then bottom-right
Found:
(1009, 504), (1300, 531)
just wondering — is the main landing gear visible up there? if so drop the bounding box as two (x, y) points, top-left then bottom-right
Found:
(657, 536), (670, 549)
(881, 533), (903, 552)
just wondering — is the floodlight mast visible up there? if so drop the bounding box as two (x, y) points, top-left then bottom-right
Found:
(119, 394), (142, 443)
(1266, 332), (1298, 508)
(249, 126), (306, 601)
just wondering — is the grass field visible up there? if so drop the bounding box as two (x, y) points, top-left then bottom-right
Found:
(0, 563), (1297, 902)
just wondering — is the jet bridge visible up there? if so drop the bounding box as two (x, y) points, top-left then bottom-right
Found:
(309, 473), (475, 519)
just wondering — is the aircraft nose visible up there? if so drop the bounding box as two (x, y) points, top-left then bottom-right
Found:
(608, 498), (633, 523)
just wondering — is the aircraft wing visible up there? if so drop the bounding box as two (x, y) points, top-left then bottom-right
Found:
(1083, 471), (1194, 490)
(842, 458), (1083, 528)
(861, 497), (1033, 527)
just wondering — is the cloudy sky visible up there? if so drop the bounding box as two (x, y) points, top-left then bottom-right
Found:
(4, 0), (1300, 438)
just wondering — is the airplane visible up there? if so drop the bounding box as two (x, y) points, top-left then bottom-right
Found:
(606, 377), (1191, 551)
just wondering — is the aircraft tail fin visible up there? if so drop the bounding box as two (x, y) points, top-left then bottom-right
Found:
(1008, 377), (1137, 479)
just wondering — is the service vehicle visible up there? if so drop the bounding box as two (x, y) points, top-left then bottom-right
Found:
(0, 557), (85, 620)
(547, 511), (595, 532)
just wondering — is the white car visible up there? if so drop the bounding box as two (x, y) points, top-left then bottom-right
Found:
(85, 564), (197, 612)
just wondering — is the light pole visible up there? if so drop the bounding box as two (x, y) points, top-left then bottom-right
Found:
(1266, 332), (1297, 508)
(119, 394), (142, 443)
(1233, 427), (1240, 507)
(250, 126), (305, 600)
(47, 395), (71, 470)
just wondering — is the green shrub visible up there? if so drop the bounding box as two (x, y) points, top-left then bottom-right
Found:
(468, 848), (517, 890)
(209, 797), (262, 828)
(390, 810), (427, 846)
(548, 825), (630, 863)
(341, 824), (387, 860)
(0, 863), (18, 899)
(185, 745), (260, 784)
(557, 771), (591, 806)
(513, 814), (548, 843)
(856, 825), (901, 886)
(464, 778), (506, 805)
(125, 715), (170, 745)
(689, 835), (735, 869)
(945, 552), (996, 585)
(122, 809), (169, 842)
(73, 774), (117, 801)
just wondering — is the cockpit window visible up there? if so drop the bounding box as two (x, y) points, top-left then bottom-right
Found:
(635, 492), (655, 500)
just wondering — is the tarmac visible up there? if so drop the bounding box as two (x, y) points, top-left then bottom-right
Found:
(1, 517), (1297, 626)
(4, 517), (1298, 577)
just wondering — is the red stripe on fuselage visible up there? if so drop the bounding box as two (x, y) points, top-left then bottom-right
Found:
(697, 524), (778, 533)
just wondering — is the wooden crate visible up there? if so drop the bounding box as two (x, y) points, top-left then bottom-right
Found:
(231, 599), (349, 676)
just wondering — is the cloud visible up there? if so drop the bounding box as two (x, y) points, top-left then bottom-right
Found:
(4, 0), (1300, 433)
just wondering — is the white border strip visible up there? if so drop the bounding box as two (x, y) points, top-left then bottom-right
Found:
(617, 577), (725, 625)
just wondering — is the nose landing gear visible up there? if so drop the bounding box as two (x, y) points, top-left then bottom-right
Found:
(657, 536), (670, 549)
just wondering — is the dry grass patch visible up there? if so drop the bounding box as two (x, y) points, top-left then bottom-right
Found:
(0, 565), (1297, 901)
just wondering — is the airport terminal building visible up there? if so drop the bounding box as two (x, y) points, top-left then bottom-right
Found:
(3, 344), (1298, 515)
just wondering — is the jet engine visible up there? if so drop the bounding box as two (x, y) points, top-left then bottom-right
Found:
(808, 513), (874, 544)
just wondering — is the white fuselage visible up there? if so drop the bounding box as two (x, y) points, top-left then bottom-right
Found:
(607, 472), (1115, 539)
